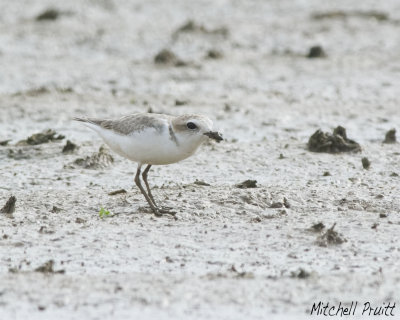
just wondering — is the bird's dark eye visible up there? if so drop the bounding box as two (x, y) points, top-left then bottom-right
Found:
(187, 122), (197, 130)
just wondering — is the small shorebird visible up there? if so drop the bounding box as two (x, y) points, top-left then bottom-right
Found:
(74, 113), (222, 216)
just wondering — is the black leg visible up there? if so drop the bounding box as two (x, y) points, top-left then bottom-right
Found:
(134, 164), (161, 216)
(134, 164), (176, 217)
(142, 164), (156, 206)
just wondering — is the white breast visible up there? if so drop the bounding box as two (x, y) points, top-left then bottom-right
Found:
(85, 123), (200, 165)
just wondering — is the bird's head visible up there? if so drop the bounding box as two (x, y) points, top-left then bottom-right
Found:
(172, 114), (223, 147)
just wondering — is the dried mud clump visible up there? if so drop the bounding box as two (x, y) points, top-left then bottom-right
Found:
(108, 189), (127, 196)
(18, 129), (65, 145)
(206, 49), (223, 59)
(176, 20), (204, 33)
(34, 260), (65, 274)
(316, 223), (346, 247)
(0, 139), (10, 146)
(75, 217), (86, 224)
(383, 129), (396, 144)
(74, 146), (114, 169)
(235, 180), (257, 189)
(361, 157), (371, 169)
(62, 140), (78, 154)
(36, 9), (60, 21)
(154, 49), (186, 66)
(51, 206), (61, 213)
(283, 197), (290, 208)
(173, 20), (229, 38)
(307, 46), (326, 58)
(269, 198), (290, 209)
(230, 265), (254, 279)
(1, 196), (16, 214)
(290, 268), (311, 279)
(8, 149), (30, 160)
(311, 10), (388, 21)
(175, 99), (188, 106)
(308, 126), (361, 153)
(193, 180), (211, 186)
(22, 86), (49, 96)
(154, 49), (177, 64)
(154, 49), (188, 67)
(310, 222), (325, 232)
(269, 202), (283, 208)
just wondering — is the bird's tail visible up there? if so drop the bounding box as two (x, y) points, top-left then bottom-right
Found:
(73, 117), (90, 123)
(73, 117), (102, 125)
(73, 117), (104, 133)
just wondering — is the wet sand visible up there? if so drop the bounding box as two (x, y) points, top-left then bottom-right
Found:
(1, 0), (400, 319)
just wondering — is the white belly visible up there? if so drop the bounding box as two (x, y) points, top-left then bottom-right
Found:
(95, 127), (197, 165)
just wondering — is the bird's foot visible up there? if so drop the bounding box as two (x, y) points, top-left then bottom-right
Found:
(152, 206), (176, 217)
(160, 205), (174, 211)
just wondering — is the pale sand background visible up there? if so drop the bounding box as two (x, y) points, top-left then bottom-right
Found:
(0, 0), (400, 319)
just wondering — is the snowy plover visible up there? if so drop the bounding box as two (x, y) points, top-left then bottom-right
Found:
(74, 113), (223, 216)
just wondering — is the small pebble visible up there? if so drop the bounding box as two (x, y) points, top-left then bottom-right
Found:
(361, 157), (371, 169)
(307, 45), (326, 58)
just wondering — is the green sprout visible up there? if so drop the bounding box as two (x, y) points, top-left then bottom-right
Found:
(99, 207), (112, 218)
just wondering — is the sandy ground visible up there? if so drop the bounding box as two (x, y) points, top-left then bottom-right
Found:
(1, 0), (400, 319)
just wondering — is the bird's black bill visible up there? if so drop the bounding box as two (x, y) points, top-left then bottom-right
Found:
(204, 131), (223, 142)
